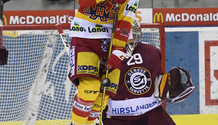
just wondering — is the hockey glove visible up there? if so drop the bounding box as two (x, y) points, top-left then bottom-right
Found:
(154, 66), (195, 103)
(100, 57), (107, 74)
(105, 48), (126, 70)
(3, 0), (10, 3)
(0, 46), (9, 65)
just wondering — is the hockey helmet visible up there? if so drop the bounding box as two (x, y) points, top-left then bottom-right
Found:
(125, 20), (142, 56)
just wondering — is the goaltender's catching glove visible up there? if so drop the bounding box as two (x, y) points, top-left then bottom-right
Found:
(154, 66), (195, 103)
(105, 48), (127, 70)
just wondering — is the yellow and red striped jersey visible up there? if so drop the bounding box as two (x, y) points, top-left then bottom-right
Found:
(69, 0), (139, 48)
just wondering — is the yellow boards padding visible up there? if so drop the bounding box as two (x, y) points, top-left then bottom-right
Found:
(171, 114), (218, 125)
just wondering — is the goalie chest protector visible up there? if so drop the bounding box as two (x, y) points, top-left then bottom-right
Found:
(114, 42), (163, 100)
(105, 42), (163, 119)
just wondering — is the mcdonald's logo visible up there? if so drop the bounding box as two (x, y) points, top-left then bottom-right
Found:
(3, 15), (7, 25)
(153, 12), (164, 23)
(2, 15), (18, 37)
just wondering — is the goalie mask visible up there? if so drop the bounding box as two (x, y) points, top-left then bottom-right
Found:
(125, 20), (142, 56)
(154, 66), (195, 103)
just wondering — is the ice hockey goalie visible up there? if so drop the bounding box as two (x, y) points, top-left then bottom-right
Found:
(154, 66), (195, 103)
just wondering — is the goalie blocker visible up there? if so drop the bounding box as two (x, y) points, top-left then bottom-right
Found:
(154, 66), (195, 103)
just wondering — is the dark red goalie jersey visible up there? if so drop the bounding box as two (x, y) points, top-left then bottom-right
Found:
(105, 42), (163, 119)
(116, 42), (163, 99)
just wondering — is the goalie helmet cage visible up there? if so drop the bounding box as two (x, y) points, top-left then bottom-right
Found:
(0, 23), (165, 125)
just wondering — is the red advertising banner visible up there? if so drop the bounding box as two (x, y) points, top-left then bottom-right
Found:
(153, 8), (218, 26)
(3, 10), (75, 30)
(3, 8), (218, 28)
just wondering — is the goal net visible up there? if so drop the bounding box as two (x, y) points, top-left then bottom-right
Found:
(0, 23), (165, 125)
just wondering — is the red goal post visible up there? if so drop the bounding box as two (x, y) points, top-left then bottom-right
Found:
(140, 23), (166, 73)
(0, 23), (165, 125)
(140, 23), (166, 109)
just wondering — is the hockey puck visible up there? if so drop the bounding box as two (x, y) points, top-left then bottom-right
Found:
(101, 78), (110, 87)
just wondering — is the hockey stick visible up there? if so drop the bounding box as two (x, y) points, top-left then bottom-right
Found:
(99, 2), (119, 125)
(56, 23), (70, 55)
(0, 0), (8, 65)
(0, 0), (3, 47)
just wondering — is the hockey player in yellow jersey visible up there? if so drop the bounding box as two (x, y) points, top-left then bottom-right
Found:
(68, 0), (139, 124)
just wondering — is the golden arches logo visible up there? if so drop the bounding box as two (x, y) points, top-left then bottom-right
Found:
(2, 15), (19, 37)
(153, 12), (164, 23)
(3, 15), (7, 25)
